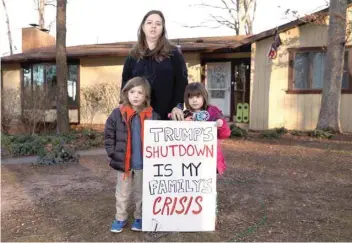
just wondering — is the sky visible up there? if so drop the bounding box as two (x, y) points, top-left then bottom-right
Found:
(0, 0), (328, 56)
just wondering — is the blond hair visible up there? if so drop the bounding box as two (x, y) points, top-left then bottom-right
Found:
(120, 77), (151, 108)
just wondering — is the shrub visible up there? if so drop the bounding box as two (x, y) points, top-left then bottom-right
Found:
(290, 130), (306, 136)
(260, 130), (280, 139)
(230, 124), (248, 138)
(275, 127), (288, 135)
(35, 143), (79, 165)
(307, 129), (333, 139)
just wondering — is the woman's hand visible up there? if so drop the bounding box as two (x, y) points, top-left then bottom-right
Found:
(171, 107), (184, 121)
(216, 119), (223, 128)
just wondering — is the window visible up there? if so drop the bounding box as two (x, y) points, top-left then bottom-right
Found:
(22, 63), (79, 108)
(288, 47), (352, 93)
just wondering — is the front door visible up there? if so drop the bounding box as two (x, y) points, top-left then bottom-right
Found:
(205, 62), (231, 117)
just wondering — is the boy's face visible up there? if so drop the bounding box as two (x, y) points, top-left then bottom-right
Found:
(128, 86), (146, 109)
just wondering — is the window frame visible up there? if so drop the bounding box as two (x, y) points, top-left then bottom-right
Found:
(20, 60), (80, 110)
(287, 46), (352, 94)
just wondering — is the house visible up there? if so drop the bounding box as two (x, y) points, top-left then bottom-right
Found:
(1, 4), (352, 132)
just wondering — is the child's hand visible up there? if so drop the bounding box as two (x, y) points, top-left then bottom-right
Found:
(185, 116), (193, 121)
(216, 119), (223, 127)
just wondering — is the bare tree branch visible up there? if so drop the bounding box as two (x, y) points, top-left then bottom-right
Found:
(44, 3), (56, 7)
(189, 0), (237, 11)
(185, 0), (256, 35)
(2, 0), (13, 55)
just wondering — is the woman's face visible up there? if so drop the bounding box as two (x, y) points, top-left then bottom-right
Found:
(142, 13), (163, 41)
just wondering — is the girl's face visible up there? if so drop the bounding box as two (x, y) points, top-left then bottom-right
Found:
(188, 94), (204, 112)
(142, 14), (163, 41)
(128, 85), (146, 109)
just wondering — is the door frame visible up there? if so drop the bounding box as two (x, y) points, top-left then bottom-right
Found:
(201, 57), (251, 122)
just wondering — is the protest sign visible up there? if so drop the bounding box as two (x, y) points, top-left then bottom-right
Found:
(142, 120), (217, 232)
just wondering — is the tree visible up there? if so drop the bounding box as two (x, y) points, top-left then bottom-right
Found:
(2, 0), (13, 55)
(316, 0), (348, 133)
(185, 0), (256, 35)
(33, 0), (56, 30)
(56, 0), (69, 134)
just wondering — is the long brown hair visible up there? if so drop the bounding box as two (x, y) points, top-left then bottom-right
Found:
(184, 82), (209, 111)
(120, 77), (151, 108)
(130, 10), (174, 62)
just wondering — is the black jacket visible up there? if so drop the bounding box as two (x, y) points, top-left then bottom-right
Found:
(104, 107), (160, 172)
(121, 47), (188, 120)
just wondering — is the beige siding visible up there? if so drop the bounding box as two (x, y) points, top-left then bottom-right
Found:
(79, 54), (201, 124)
(249, 41), (270, 130)
(184, 53), (201, 83)
(80, 57), (125, 124)
(1, 64), (22, 116)
(1, 64), (78, 123)
(250, 6), (352, 132)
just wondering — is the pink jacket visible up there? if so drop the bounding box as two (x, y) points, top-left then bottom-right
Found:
(206, 105), (231, 175)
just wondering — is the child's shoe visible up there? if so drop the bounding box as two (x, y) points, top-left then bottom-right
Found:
(110, 219), (127, 233)
(131, 219), (142, 231)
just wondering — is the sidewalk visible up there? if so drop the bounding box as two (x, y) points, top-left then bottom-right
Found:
(1, 148), (107, 165)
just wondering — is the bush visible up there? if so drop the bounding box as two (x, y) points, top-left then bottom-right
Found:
(275, 127), (288, 135)
(230, 124), (248, 138)
(307, 129), (333, 139)
(290, 130), (306, 136)
(260, 130), (280, 139)
(1, 129), (104, 158)
(35, 143), (79, 165)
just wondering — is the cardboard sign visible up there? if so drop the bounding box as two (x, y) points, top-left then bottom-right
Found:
(142, 120), (217, 232)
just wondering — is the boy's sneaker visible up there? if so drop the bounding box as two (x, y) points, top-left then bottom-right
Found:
(131, 219), (142, 231)
(110, 219), (127, 233)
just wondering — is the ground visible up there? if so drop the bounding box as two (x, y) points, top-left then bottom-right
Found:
(1, 134), (352, 242)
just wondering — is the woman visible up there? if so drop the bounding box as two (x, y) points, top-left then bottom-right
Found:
(121, 10), (188, 120)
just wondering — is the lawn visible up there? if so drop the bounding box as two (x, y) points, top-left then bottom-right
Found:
(1, 134), (352, 241)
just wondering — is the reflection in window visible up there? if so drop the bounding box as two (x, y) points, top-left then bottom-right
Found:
(68, 65), (78, 106)
(22, 63), (79, 108)
(33, 65), (44, 90)
(292, 49), (350, 90)
(293, 53), (309, 89)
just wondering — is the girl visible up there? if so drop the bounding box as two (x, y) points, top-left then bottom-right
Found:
(104, 77), (160, 233)
(183, 82), (231, 175)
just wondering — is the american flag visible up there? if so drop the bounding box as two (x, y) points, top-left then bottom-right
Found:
(268, 28), (282, 59)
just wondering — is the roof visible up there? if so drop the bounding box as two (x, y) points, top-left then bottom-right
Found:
(227, 7), (330, 49)
(1, 4), (342, 64)
(1, 35), (248, 63)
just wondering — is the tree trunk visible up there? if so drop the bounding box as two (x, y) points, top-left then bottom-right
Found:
(316, 0), (347, 133)
(2, 0), (13, 55)
(56, 0), (69, 134)
(39, 0), (45, 29)
(238, 0), (247, 35)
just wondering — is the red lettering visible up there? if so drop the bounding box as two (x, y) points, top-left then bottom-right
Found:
(153, 196), (204, 215)
(160, 146), (167, 157)
(192, 196), (203, 214)
(195, 145), (205, 156)
(169, 144), (177, 156)
(170, 197), (178, 215)
(146, 146), (152, 158)
(179, 145), (186, 156)
(187, 145), (195, 156)
(184, 196), (194, 215)
(175, 196), (187, 214)
(153, 146), (160, 158)
(161, 197), (172, 215)
(153, 197), (162, 215)
(205, 144), (214, 157)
